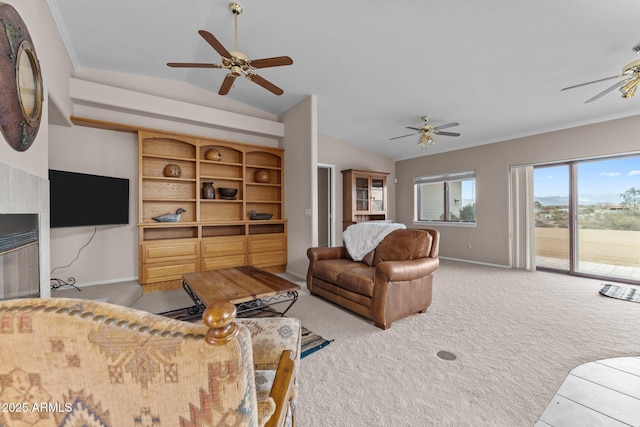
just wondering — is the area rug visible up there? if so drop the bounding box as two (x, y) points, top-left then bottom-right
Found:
(159, 305), (332, 359)
(300, 325), (333, 358)
(599, 283), (640, 303)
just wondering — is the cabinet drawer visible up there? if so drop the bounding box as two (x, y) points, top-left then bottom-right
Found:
(140, 260), (198, 284)
(249, 251), (287, 267)
(141, 240), (200, 264)
(248, 234), (286, 253)
(201, 236), (247, 257)
(202, 254), (247, 271)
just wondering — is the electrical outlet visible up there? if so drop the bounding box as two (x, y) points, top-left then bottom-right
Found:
(304, 208), (312, 216)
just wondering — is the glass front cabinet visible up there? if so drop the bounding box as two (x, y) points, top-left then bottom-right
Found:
(342, 169), (389, 230)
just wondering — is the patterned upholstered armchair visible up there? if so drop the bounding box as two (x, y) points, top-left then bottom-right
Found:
(0, 298), (300, 427)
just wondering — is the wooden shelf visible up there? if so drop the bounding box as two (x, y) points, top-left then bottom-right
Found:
(138, 130), (287, 290)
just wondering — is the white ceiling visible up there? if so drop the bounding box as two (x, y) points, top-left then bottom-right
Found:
(49, 0), (640, 160)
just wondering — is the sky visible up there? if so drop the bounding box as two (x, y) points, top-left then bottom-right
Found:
(534, 156), (640, 203)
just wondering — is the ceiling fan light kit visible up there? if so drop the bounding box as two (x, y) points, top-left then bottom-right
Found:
(167, 2), (292, 96)
(390, 115), (461, 150)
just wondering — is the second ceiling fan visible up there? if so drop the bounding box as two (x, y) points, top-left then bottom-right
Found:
(561, 45), (640, 103)
(390, 116), (461, 149)
(167, 2), (293, 96)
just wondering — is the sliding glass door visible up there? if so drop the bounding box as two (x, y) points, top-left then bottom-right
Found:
(576, 158), (640, 280)
(534, 156), (640, 283)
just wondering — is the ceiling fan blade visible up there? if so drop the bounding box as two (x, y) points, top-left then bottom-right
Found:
(198, 30), (232, 59)
(406, 127), (423, 131)
(218, 74), (237, 96)
(561, 74), (623, 91)
(434, 131), (461, 137)
(433, 122), (459, 131)
(246, 73), (284, 95)
(584, 78), (630, 103)
(167, 62), (224, 68)
(249, 56), (293, 69)
(389, 132), (418, 140)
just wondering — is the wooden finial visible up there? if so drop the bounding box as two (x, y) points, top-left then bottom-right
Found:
(203, 300), (238, 344)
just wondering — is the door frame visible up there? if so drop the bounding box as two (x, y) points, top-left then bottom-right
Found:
(317, 163), (336, 247)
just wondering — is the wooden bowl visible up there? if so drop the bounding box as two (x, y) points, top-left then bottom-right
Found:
(254, 169), (271, 183)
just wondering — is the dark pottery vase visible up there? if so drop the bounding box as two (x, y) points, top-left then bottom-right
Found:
(202, 182), (215, 199)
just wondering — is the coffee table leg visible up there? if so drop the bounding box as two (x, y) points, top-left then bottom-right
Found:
(182, 280), (205, 314)
(279, 291), (298, 317)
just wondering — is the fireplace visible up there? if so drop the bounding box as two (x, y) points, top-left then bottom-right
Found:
(0, 214), (40, 299)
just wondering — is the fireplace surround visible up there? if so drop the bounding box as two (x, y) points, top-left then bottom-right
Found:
(0, 214), (39, 299)
(0, 161), (50, 299)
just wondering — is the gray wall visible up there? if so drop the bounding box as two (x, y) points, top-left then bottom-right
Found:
(396, 115), (640, 266)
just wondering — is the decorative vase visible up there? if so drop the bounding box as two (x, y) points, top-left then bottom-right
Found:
(163, 164), (182, 178)
(202, 182), (215, 199)
(254, 169), (271, 183)
(205, 149), (222, 161)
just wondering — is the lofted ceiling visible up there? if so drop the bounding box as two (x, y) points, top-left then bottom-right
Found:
(48, 0), (640, 160)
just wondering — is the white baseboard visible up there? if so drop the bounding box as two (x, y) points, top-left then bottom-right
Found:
(440, 256), (510, 269)
(55, 276), (140, 288)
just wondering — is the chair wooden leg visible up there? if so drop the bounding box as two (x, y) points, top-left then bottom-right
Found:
(265, 350), (295, 427)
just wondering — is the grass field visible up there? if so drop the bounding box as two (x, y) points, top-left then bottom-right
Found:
(536, 228), (640, 266)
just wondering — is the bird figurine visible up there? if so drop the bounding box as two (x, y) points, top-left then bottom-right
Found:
(152, 208), (186, 222)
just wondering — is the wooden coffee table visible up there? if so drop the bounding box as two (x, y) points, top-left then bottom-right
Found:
(182, 265), (300, 317)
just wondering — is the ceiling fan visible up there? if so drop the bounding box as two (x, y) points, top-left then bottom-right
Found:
(390, 116), (460, 149)
(167, 2), (293, 96)
(561, 45), (640, 103)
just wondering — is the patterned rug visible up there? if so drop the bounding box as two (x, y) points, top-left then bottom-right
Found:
(599, 284), (640, 303)
(160, 305), (332, 359)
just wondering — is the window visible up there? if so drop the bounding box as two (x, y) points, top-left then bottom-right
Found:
(414, 171), (476, 223)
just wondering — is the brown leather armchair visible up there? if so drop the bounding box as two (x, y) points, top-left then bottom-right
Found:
(307, 228), (439, 329)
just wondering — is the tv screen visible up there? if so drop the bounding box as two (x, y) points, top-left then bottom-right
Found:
(49, 169), (130, 228)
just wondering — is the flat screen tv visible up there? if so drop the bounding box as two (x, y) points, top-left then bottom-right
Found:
(49, 169), (129, 228)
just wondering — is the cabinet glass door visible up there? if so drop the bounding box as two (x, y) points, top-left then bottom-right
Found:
(370, 178), (385, 212)
(355, 176), (370, 212)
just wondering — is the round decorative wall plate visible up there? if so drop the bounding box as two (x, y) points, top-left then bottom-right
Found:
(0, 3), (43, 152)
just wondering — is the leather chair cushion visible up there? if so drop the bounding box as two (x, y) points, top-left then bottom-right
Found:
(345, 248), (375, 266)
(311, 259), (364, 283)
(372, 229), (433, 266)
(337, 267), (375, 297)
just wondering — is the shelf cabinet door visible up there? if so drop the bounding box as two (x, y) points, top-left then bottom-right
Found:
(141, 240), (200, 264)
(370, 177), (386, 213)
(201, 236), (248, 270)
(140, 260), (199, 284)
(248, 234), (287, 270)
(354, 175), (370, 213)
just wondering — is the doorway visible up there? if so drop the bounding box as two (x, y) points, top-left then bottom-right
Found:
(317, 164), (336, 247)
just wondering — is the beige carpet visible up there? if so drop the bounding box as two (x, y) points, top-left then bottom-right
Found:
(286, 259), (640, 426)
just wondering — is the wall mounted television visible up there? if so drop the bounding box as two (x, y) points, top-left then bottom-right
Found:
(49, 169), (130, 228)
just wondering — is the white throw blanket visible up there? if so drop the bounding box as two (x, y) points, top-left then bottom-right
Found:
(342, 222), (406, 261)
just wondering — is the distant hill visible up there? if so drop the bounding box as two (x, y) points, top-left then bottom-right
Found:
(535, 193), (622, 207)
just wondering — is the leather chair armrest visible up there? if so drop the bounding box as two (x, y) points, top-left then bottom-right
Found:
(306, 246), (347, 262)
(307, 246), (348, 291)
(375, 257), (440, 283)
